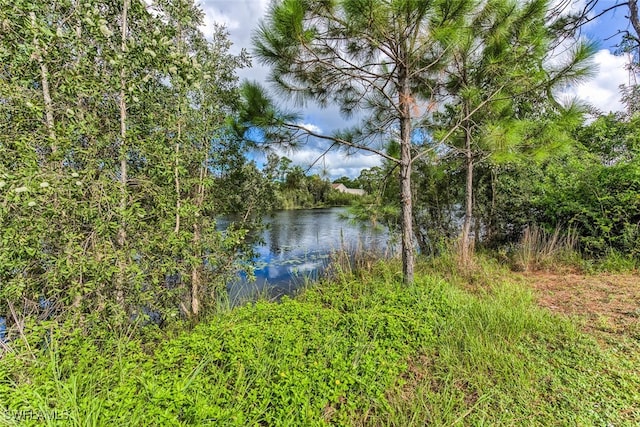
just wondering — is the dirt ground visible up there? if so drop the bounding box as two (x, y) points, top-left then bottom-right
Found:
(520, 271), (640, 336)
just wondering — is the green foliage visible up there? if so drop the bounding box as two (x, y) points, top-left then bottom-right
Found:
(431, 0), (595, 265)
(594, 249), (639, 273)
(578, 112), (640, 164)
(480, 113), (640, 260)
(0, 264), (439, 425)
(0, 0), (261, 328)
(1, 261), (638, 425)
(260, 153), (361, 209)
(339, 162), (402, 235)
(325, 189), (357, 207)
(412, 158), (462, 256)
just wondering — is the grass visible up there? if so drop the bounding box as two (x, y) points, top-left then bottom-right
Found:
(511, 225), (579, 272)
(1, 259), (639, 426)
(507, 224), (639, 274)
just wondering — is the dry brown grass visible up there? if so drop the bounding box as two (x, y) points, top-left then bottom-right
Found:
(513, 225), (578, 272)
(521, 270), (640, 337)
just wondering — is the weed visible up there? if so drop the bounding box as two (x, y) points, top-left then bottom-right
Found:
(1, 259), (638, 425)
(513, 224), (579, 271)
(595, 250), (638, 273)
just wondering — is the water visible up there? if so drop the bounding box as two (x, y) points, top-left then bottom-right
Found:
(0, 208), (390, 341)
(228, 207), (392, 303)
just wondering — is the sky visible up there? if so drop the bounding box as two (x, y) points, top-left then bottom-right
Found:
(198, 0), (636, 179)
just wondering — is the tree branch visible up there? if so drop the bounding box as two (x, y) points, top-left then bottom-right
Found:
(411, 85), (506, 164)
(284, 123), (400, 164)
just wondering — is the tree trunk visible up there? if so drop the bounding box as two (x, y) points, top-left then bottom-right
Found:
(116, 0), (130, 309)
(173, 20), (189, 316)
(29, 12), (57, 154)
(190, 153), (208, 317)
(629, 1), (640, 44)
(400, 137), (414, 284)
(488, 167), (497, 243)
(460, 119), (474, 268)
(174, 136), (181, 234)
(191, 222), (201, 316)
(38, 57), (55, 145)
(398, 64), (415, 285)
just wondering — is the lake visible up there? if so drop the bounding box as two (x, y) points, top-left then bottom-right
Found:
(0, 208), (391, 341)
(227, 207), (393, 304)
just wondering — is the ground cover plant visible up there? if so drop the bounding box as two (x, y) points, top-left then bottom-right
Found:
(1, 259), (638, 426)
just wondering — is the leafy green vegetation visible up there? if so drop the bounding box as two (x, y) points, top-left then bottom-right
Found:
(3, 0), (637, 331)
(0, 0), (263, 324)
(1, 260), (638, 425)
(481, 112), (640, 263)
(2, 0), (640, 424)
(350, 110), (640, 269)
(262, 154), (363, 210)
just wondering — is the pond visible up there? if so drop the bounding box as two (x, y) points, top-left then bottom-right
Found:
(227, 207), (393, 304)
(0, 208), (392, 341)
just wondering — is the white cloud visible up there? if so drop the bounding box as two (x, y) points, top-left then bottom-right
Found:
(296, 122), (323, 135)
(199, 0), (269, 50)
(199, 5), (240, 36)
(567, 49), (630, 113)
(271, 146), (382, 180)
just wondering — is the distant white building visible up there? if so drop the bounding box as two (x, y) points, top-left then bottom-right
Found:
(331, 183), (366, 196)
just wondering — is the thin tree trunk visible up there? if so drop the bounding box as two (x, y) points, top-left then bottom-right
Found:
(190, 151), (207, 317)
(173, 20), (189, 316)
(460, 116), (474, 268)
(629, 1), (640, 44)
(191, 221), (201, 316)
(174, 135), (181, 234)
(30, 12), (57, 153)
(176, 147), (188, 319)
(398, 64), (414, 285)
(116, 0), (130, 309)
(488, 167), (497, 243)
(628, 0), (640, 98)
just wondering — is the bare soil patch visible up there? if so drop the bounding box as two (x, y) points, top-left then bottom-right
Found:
(521, 271), (640, 336)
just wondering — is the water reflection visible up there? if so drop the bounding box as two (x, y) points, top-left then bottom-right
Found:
(228, 207), (391, 304)
(0, 209), (391, 341)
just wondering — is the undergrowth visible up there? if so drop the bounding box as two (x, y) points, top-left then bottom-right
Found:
(504, 224), (639, 274)
(1, 260), (638, 426)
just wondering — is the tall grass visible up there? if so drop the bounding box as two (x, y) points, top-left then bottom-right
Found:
(513, 224), (579, 271)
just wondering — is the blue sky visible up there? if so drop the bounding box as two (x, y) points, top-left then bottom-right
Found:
(199, 0), (636, 179)
(569, 0), (636, 111)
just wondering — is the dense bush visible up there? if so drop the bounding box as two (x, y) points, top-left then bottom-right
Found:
(483, 113), (640, 258)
